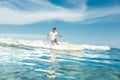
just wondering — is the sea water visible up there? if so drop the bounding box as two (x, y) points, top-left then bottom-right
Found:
(0, 38), (120, 80)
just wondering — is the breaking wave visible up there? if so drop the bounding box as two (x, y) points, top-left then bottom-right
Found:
(0, 38), (110, 51)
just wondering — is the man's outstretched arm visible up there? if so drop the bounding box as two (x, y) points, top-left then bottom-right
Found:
(47, 34), (50, 40)
(57, 34), (62, 37)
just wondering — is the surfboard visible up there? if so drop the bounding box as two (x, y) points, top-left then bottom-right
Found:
(61, 44), (85, 50)
(41, 43), (85, 51)
(41, 43), (110, 51)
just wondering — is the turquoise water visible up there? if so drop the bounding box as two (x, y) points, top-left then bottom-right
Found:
(0, 42), (120, 80)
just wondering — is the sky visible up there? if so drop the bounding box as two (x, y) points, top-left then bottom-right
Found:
(0, 0), (120, 48)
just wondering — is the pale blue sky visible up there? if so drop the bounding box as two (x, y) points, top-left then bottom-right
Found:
(0, 0), (120, 48)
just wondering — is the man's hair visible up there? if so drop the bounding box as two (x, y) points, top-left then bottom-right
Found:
(52, 27), (56, 30)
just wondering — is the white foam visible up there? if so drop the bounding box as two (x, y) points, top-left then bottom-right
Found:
(82, 44), (110, 50)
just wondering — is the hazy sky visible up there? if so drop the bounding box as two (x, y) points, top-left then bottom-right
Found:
(0, 0), (120, 48)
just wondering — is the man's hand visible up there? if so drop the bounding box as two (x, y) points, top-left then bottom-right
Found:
(58, 34), (62, 37)
(47, 34), (50, 40)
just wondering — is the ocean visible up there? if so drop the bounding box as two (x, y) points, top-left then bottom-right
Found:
(0, 38), (120, 80)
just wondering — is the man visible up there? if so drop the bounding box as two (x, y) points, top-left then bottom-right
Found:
(47, 28), (62, 45)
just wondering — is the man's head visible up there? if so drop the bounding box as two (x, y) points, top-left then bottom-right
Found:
(52, 27), (56, 33)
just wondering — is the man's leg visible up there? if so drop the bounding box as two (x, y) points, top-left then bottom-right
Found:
(51, 40), (54, 45)
(54, 39), (59, 45)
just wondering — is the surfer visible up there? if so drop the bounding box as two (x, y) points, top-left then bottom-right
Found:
(47, 27), (62, 45)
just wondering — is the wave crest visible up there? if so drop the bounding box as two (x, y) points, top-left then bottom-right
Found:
(0, 38), (110, 50)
